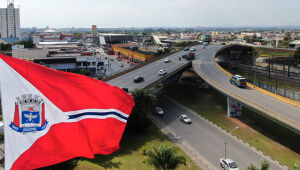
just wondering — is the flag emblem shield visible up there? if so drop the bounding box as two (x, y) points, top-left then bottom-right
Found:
(9, 94), (48, 133)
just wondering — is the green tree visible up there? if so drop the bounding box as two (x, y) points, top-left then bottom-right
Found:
(126, 89), (156, 132)
(78, 69), (91, 76)
(293, 47), (300, 65)
(14, 40), (35, 48)
(294, 164), (300, 170)
(244, 36), (251, 43)
(0, 43), (12, 51)
(146, 145), (186, 170)
(246, 160), (270, 170)
(75, 33), (82, 38)
(284, 33), (291, 41)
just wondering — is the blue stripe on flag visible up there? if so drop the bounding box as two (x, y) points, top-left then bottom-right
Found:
(68, 112), (128, 121)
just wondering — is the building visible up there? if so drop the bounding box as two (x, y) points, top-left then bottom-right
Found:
(12, 48), (49, 60)
(0, 2), (20, 39)
(289, 40), (300, 48)
(33, 57), (99, 74)
(92, 25), (98, 37)
(112, 44), (155, 62)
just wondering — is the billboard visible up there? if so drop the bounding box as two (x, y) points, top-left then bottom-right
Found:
(227, 97), (242, 117)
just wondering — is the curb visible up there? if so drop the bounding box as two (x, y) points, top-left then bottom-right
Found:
(148, 115), (216, 170)
(164, 96), (287, 170)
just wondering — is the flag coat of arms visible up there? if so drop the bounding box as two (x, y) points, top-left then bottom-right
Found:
(0, 54), (135, 169)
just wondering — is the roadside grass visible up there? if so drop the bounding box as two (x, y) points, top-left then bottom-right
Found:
(165, 84), (300, 168)
(75, 123), (200, 170)
(254, 47), (295, 57)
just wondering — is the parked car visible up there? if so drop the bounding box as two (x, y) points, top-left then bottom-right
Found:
(180, 114), (192, 124)
(190, 47), (196, 51)
(229, 75), (247, 88)
(158, 69), (167, 76)
(164, 58), (172, 63)
(184, 47), (189, 51)
(133, 76), (144, 83)
(153, 107), (164, 116)
(220, 158), (239, 170)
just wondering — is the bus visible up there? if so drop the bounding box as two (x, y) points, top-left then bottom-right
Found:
(230, 75), (247, 88)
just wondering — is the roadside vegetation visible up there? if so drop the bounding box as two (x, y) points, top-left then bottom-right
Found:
(254, 47), (295, 57)
(165, 83), (300, 168)
(76, 123), (198, 170)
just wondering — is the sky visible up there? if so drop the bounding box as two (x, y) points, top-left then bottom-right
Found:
(2, 0), (300, 28)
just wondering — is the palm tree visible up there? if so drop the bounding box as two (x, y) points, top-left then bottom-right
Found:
(294, 164), (300, 170)
(126, 89), (157, 132)
(246, 160), (270, 170)
(146, 145), (186, 170)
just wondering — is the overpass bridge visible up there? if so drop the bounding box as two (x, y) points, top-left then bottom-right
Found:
(109, 44), (300, 134)
(192, 45), (300, 134)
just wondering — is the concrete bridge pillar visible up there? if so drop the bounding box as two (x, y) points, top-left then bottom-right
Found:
(227, 97), (242, 117)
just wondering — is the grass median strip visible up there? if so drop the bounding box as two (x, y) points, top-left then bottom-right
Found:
(165, 84), (300, 169)
(75, 123), (200, 170)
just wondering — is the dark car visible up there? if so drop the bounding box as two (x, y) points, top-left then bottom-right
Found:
(133, 76), (144, 83)
(184, 47), (189, 51)
(182, 54), (187, 58)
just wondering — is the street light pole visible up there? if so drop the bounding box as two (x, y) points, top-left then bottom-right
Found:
(224, 126), (239, 159)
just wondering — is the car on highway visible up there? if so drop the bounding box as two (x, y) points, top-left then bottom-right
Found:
(133, 76), (144, 83)
(230, 75), (247, 88)
(153, 107), (164, 116)
(164, 58), (172, 63)
(220, 158), (239, 170)
(184, 47), (189, 51)
(158, 69), (167, 76)
(190, 47), (196, 51)
(180, 114), (192, 124)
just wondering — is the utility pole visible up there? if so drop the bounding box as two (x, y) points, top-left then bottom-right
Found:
(224, 126), (239, 159)
(268, 57), (271, 79)
(288, 56), (291, 77)
(275, 66), (278, 94)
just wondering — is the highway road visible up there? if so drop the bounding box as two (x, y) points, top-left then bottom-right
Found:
(108, 49), (192, 91)
(149, 96), (283, 170)
(108, 45), (285, 169)
(192, 45), (300, 133)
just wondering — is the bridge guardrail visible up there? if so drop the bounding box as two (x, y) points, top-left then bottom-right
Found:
(192, 45), (300, 134)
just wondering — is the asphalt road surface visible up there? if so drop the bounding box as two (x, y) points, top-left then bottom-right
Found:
(150, 96), (283, 170)
(107, 45), (292, 169)
(193, 45), (300, 131)
(108, 49), (194, 90)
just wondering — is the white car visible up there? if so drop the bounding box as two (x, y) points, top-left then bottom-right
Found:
(220, 158), (239, 170)
(164, 58), (171, 63)
(153, 107), (164, 116)
(180, 115), (192, 124)
(190, 47), (196, 51)
(158, 69), (167, 76)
